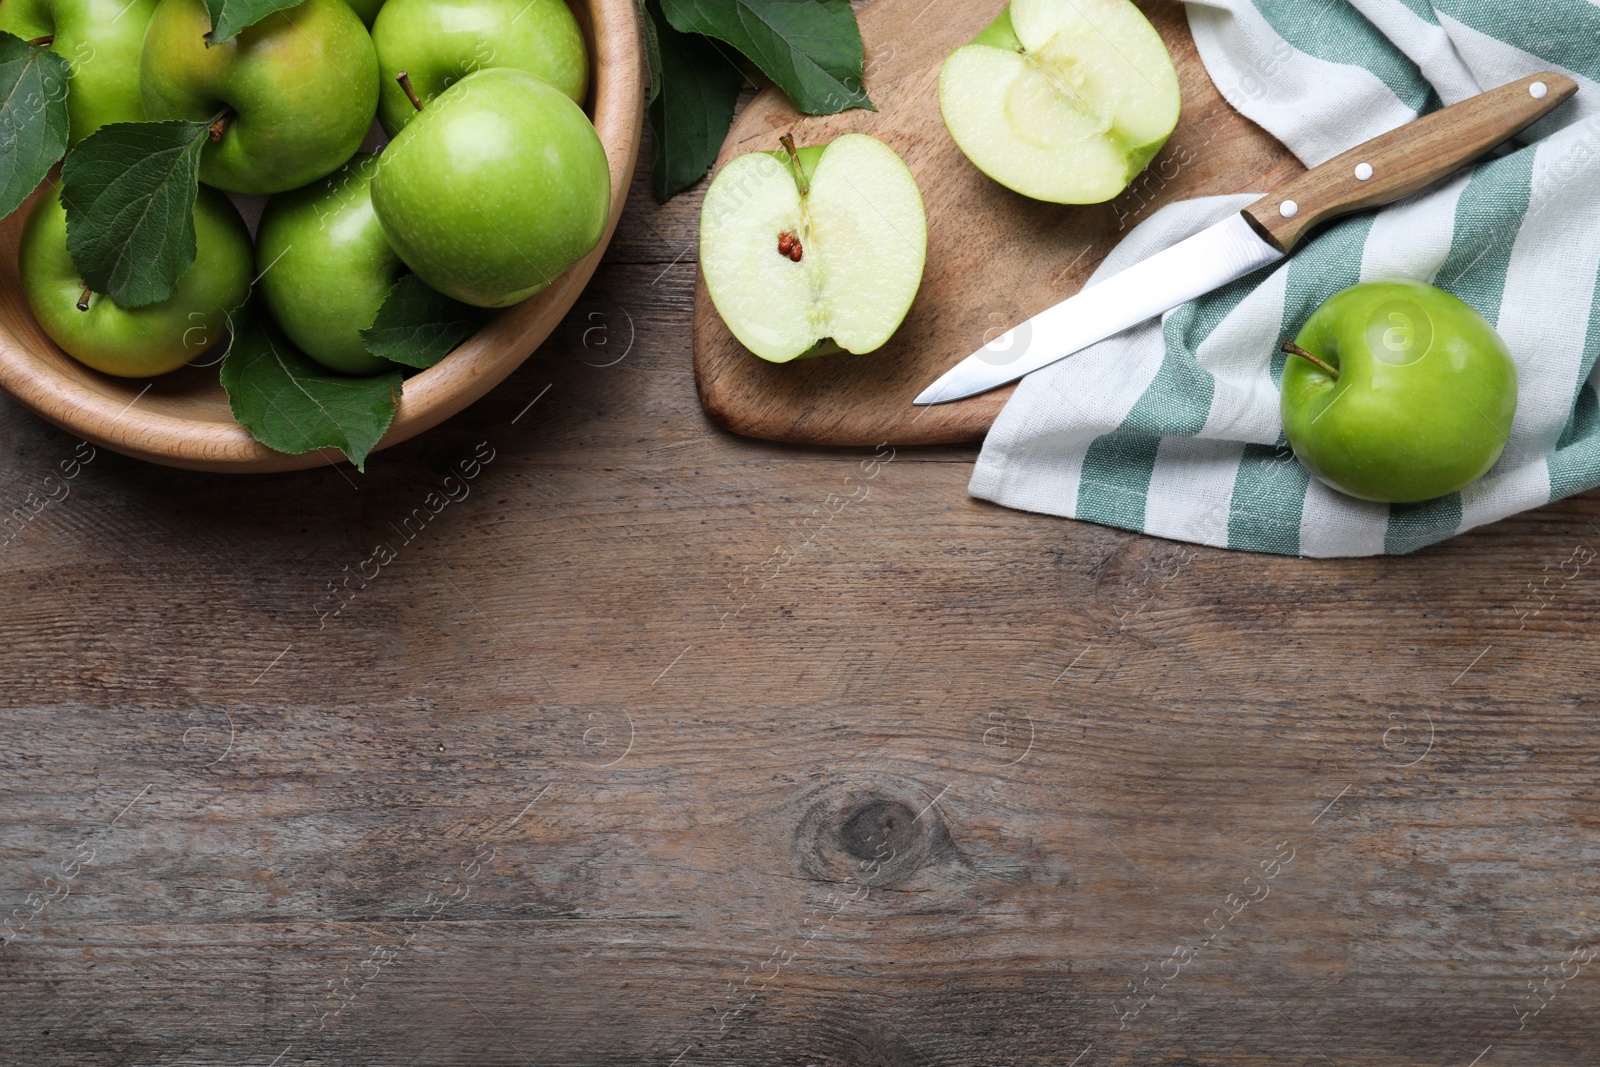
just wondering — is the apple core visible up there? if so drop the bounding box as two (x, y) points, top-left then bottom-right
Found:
(938, 0), (1181, 204)
(700, 134), (928, 363)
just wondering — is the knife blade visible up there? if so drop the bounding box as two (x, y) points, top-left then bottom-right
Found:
(915, 214), (1280, 406)
(914, 71), (1578, 407)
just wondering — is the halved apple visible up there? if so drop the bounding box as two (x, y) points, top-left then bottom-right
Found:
(699, 133), (928, 364)
(939, 0), (1181, 204)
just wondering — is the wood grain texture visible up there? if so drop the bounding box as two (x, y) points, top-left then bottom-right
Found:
(0, 0), (644, 474)
(1244, 72), (1579, 252)
(5, 44), (1600, 1067)
(693, 0), (1303, 447)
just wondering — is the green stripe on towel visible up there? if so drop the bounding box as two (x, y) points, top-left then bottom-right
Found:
(1433, 0), (1600, 85)
(1256, 0), (1441, 114)
(1075, 272), (1261, 530)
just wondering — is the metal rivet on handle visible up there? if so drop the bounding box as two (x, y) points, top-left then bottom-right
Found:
(1530, 81), (1549, 99)
(1280, 200), (1300, 219)
(1355, 163), (1374, 181)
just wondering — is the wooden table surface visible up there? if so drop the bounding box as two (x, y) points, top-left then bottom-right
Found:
(5, 128), (1600, 1066)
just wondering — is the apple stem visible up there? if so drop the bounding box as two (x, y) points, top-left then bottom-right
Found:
(208, 112), (231, 143)
(76, 286), (91, 312)
(1282, 340), (1338, 379)
(27, 35), (54, 48)
(779, 134), (809, 197)
(397, 71), (425, 113)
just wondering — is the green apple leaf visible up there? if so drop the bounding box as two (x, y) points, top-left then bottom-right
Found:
(222, 309), (403, 470)
(642, 0), (742, 202)
(204, 0), (305, 45)
(0, 33), (70, 220)
(59, 118), (210, 308)
(360, 274), (486, 370)
(659, 0), (872, 116)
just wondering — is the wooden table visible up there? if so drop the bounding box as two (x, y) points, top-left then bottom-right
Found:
(4, 133), (1600, 1066)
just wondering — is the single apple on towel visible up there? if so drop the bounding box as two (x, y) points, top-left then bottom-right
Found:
(1281, 280), (1519, 504)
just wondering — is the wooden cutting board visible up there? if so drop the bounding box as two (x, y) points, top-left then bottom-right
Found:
(692, 0), (1304, 446)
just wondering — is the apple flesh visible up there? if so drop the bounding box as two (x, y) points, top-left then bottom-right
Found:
(371, 67), (610, 308)
(20, 185), (252, 377)
(140, 0), (379, 195)
(699, 133), (928, 363)
(371, 0), (588, 136)
(0, 0), (159, 145)
(257, 153), (402, 376)
(938, 0), (1180, 204)
(1281, 280), (1519, 504)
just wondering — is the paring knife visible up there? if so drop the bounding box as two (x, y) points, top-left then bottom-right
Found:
(914, 72), (1578, 406)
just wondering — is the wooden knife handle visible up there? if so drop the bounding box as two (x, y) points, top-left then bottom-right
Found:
(1242, 72), (1578, 253)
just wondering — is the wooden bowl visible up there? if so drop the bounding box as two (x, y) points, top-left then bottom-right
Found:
(0, 0), (644, 473)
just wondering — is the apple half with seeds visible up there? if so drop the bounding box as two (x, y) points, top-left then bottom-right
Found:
(699, 133), (928, 364)
(939, 0), (1181, 204)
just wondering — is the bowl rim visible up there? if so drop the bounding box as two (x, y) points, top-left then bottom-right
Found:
(0, 0), (644, 474)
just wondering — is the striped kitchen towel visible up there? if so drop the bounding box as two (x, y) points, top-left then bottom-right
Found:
(969, 0), (1600, 556)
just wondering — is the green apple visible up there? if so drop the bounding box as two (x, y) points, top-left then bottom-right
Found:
(699, 133), (927, 363)
(1280, 280), (1519, 504)
(0, 0), (159, 145)
(20, 184), (252, 377)
(256, 153), (402, 375)
(140, 0), (379, 195)
(371, 0), (588, 136)
(347, 0), (385, 25)
(938, 0), (1181, 204)
(370, 67), (609, 308)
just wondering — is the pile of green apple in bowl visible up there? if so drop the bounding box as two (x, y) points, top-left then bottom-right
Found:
(695, 0), (1519, 508)
(0, 0), (610, 467)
